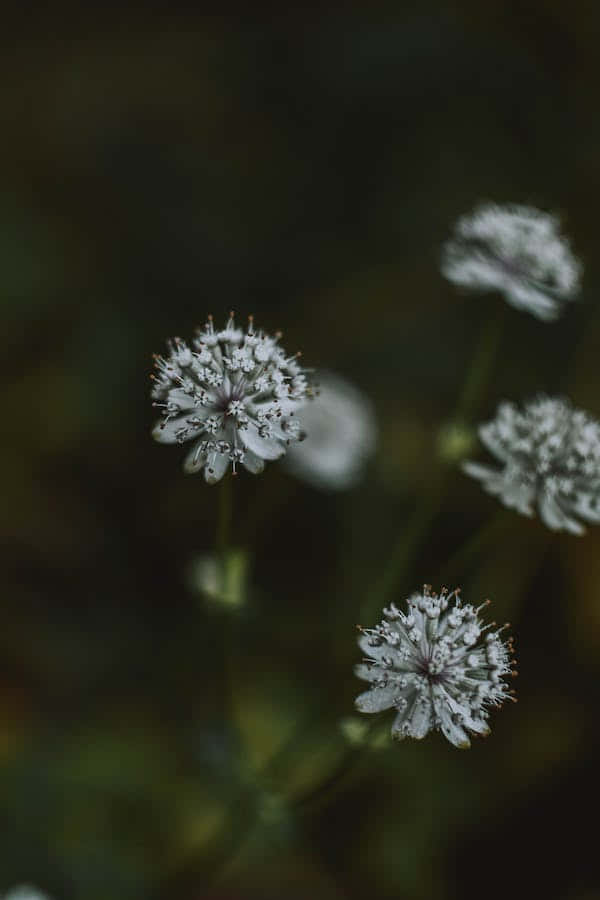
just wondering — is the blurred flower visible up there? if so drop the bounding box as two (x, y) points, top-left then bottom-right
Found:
(442, 203), (581, 321)
(151, 313), (311, 483)
(338, 715), (390, 749)
(355, 586), (516, 749)
(284, 371), (377, 490)
(4, 888), (52, 900)
(339, 715), (370, 746)
(463, 397), (600, 535)
(187, 548), (249, 610)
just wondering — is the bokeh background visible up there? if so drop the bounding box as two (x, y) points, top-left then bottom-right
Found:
(2, 6), (600, 899)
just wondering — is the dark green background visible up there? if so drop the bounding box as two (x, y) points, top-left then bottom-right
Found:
(2, 6), (599, 899)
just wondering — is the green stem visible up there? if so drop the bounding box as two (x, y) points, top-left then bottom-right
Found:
(361, 306), (506, 622)
(291, 745), (365, 813)
(214, 474), (235, 752)
(360, 471), (445, 622)
(217, 473), (233, 561)
(455, 302), (506, 425)
(436, 509), (512, 586)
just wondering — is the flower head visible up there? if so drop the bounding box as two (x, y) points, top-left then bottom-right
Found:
(284, 371), (377, 490)
(355, 586), (515, 749)
(442, 203), (581, 321)
(151, 313), (310, 483)
(463, 397), (600, 535)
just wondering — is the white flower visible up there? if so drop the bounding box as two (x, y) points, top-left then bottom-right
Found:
(151, 313), (310, 484)
(355, 586), (516, 749)
(4, 888), (52, 900)
(442, 203), (581, 321)
(284, 371), (377, 490)
(463, 397), (600, 535)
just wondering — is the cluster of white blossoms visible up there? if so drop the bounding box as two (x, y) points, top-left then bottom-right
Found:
(463, 397), (600, 535)
(284, 371), (377, 491)
(151, 313), (310, 483)
(442, 202), (581, 321)
(355, 586), (515, 749)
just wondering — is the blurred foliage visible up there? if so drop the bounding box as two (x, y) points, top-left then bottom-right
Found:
(1, 5), (600, 899)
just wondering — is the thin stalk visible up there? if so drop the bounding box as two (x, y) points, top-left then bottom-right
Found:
(435, 508), (513, 585)
(455, 302), (506, 425)
(213, 473), (235, 747)
(216, 473), (233, 563)
(360, 469), (445, 622)
(361, 305), (507, 622)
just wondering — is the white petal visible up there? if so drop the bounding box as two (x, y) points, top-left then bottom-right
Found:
(241, 449), (265, 475)
(437, 703), (470, 749)
(462, 460), (500, 482)
(183, 441), (205, 474)
(354, 662), (383, 683)
(440, 711), (471, 750)
(239, 424), (285, 461)
(166, 387), (205, 411)
(539, 492), (584, 535)
(445, 692), (490, 737)
(152, 415), (198, 445)
(463, 714), (490, 737)
(565, 493), (600, 524)
(358, 633), (407, 667)
(464, 461), (536, 516)
(407, 697), (433, 739)
(355, 685), (397, 714)
(496, 479), (535, 516)
(204, 452), (230, 485)
(440, 717), (470, 749)
(508, 282), (559, 321)
(390, 691), (417, 739)
(478, 424), (512, 462)
(390, 710), (409, 740)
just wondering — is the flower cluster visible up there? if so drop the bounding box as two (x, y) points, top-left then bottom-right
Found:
(464, 396), (600, 535)
(151, 313), (310, 483)
(442, 203), (581, 321)
(355, 586), (515, 749)
(284, 371), (377, 491)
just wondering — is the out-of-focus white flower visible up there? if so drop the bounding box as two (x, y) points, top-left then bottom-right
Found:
(284, 371), (376, 490)
(151, 313), (311, 483)
(442, 203), (581, 321)
(355, 586), (516, 749)
(4, 887), (52, 900)
(463, 396), (600, 535)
